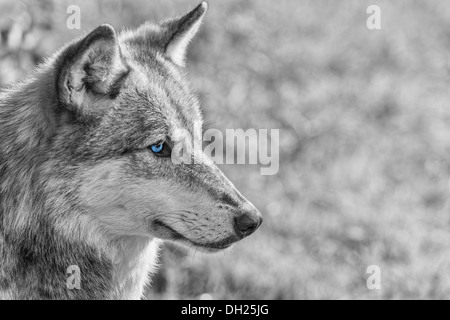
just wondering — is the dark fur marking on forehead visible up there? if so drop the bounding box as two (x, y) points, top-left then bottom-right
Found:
(120, 49), (201, 138)
(165, 88), (192, 134)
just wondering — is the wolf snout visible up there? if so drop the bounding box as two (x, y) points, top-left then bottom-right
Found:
(233, 209), (263, 239)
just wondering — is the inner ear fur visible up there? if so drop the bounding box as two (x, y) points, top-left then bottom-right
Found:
(57, 24), (129, 116)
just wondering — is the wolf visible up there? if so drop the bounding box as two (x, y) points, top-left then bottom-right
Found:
(0, 2), (262, 300)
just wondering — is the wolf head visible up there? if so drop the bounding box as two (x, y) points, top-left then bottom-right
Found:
(50, 2), (262, 251)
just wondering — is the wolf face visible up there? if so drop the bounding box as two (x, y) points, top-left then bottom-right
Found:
(51, 2), (262, 251)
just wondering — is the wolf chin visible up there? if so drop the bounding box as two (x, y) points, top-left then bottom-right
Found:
(0, 2), (262, 300)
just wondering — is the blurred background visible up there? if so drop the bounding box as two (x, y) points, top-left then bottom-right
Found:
(1, 0), (450, 299)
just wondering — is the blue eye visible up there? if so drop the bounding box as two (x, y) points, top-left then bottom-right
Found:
(150, 142), (164, 153)
(149, 141), (172, 157)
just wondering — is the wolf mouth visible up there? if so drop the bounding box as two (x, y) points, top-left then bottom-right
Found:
(153, 220), (236, 250)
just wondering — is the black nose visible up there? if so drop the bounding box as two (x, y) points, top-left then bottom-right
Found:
(234, 213), (262, 238)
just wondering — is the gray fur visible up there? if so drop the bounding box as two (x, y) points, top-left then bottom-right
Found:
(0, 2), (261, 300)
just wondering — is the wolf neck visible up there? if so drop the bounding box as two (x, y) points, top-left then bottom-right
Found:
(0, 69), (161, 300)
(109, 236), (162, 299)
(3, 195), (161, 300)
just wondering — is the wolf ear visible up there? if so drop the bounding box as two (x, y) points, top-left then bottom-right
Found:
(57, 24), (129, 116)
(161, 2), (208, 67)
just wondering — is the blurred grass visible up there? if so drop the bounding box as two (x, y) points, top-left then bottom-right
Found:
(2, 0), (450, 299)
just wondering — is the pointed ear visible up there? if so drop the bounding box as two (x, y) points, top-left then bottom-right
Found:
(162, 2), (208, 67)
(57, 24), (129, 116)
